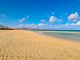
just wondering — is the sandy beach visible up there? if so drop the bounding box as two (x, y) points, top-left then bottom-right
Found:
(0, 30), (80, 60)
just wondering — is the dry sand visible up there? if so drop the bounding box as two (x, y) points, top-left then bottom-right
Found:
(0, 30), (80, 60)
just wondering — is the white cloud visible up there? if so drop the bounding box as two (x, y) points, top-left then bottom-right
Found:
(19, 16), (29, 22)
(38, 23), (47, 26)
(65, 23), (76, 27)
(49, 16), (56, 23)
(49, 16), (62, 23)
(57, 22), (80, 29)
(16, 24), (35, 28)
(62, 21), (80, 28)
(68, 12), (79, 21)
(38, 23), (43, 26)
(16, 23), (48, 28)
(19, 18), (26, 22)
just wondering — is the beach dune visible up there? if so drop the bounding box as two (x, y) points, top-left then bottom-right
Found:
(0, 30), (80, 60)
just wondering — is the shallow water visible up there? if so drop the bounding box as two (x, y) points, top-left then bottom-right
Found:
(37, 31), (80, 40)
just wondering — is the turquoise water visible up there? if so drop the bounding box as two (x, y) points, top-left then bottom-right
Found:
(37, 31), (80, 40)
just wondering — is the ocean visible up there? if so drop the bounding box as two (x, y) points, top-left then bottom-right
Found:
(37, 31), (80, 41)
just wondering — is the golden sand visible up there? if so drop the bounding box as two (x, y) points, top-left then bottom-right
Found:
(0, 30), (80, 60)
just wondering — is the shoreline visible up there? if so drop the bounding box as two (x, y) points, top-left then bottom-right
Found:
(36, 31), (80, 42)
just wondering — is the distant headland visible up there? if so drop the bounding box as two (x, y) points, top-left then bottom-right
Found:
(0, 25), (14, 30)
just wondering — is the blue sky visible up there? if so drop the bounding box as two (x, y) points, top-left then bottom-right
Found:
(0, 0), (80, 30)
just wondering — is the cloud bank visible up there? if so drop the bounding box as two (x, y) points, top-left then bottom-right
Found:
(16, 12), (80, 30)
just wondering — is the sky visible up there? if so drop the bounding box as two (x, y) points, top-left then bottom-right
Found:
(0, 0), (80, 30)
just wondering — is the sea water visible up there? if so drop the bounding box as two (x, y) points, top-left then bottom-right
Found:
(37, 31), (80, 40)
